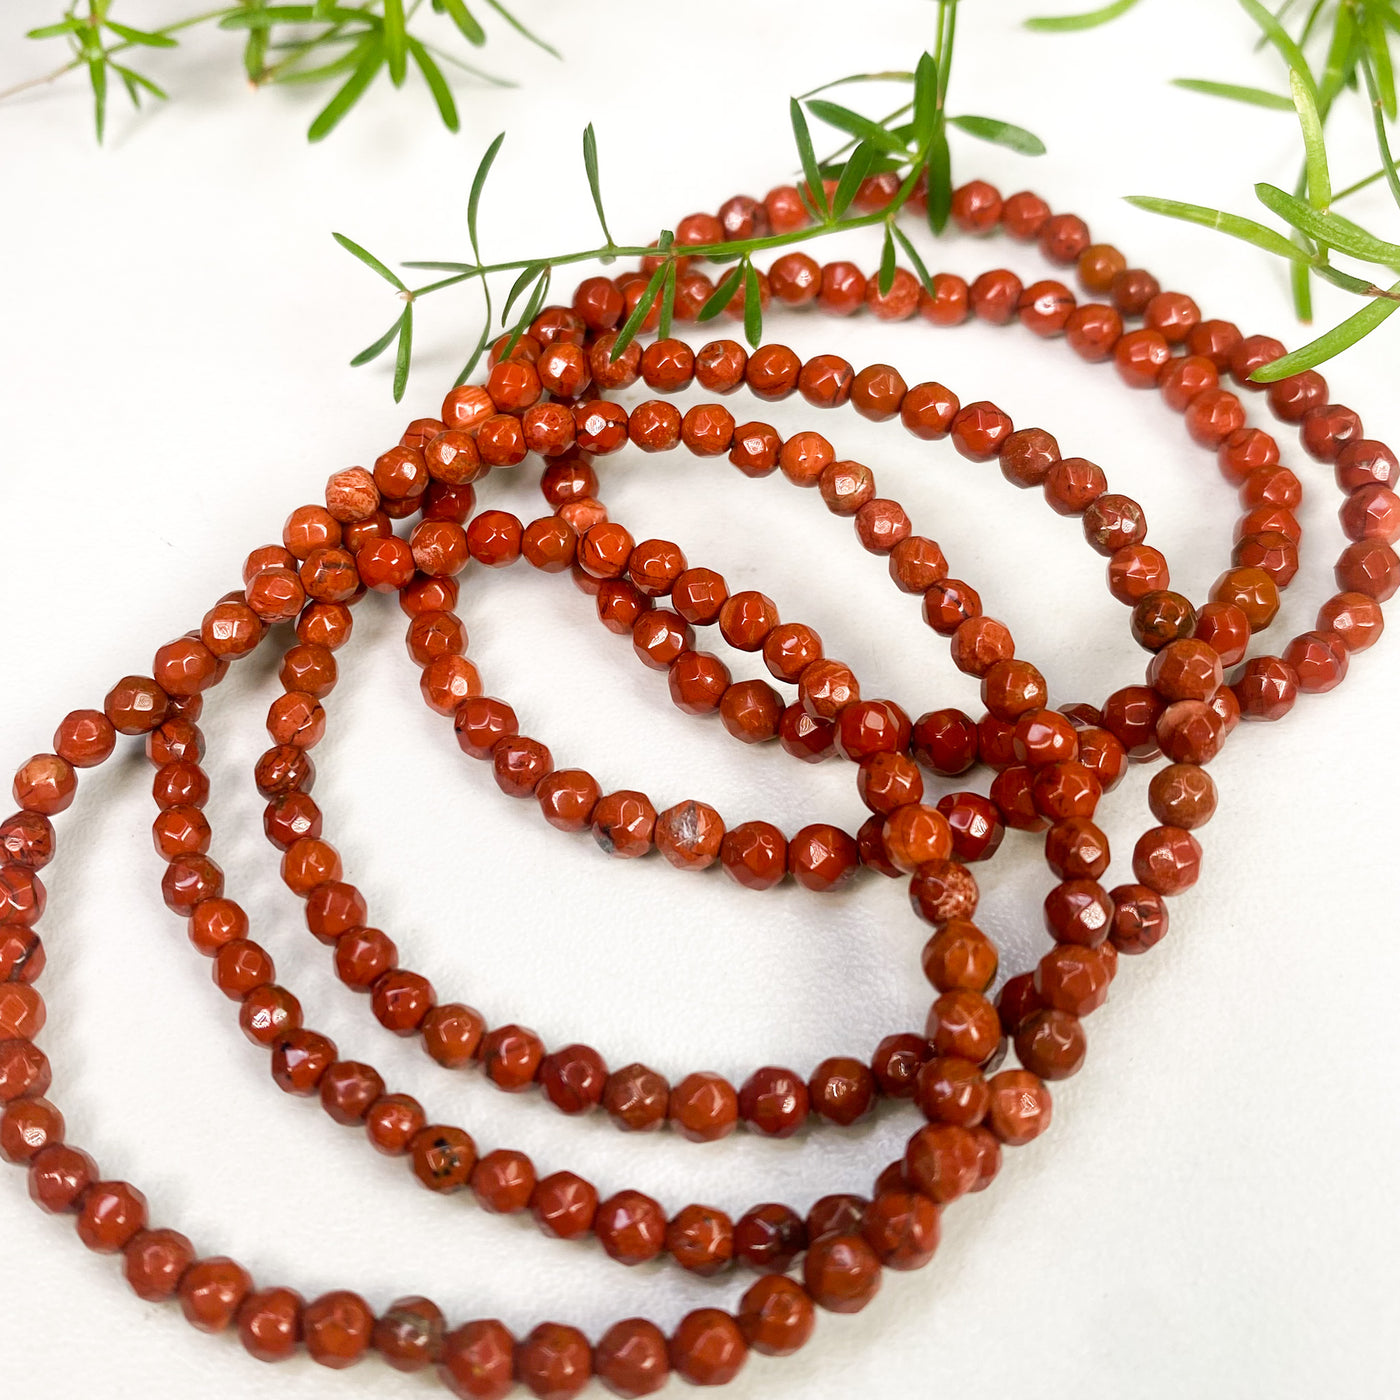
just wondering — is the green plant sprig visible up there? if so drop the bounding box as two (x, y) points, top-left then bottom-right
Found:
(3, 0), (556, 143)
(343, 1), (1048, 401)
(1029, 0), (1400, 380)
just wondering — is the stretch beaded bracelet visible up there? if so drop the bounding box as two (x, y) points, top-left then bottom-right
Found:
(1, 172), (1394, 1397)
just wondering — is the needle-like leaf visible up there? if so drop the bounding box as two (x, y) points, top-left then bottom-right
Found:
(697, 265), (744, 323)
(830, 141), (875, 220)
(742, 260), (763, 347)
(790, 98), (830, 221)
(383, 0), (407, 86)
(610, 261), (667, 359)
(408, 39), (458, 130)
(1171, 78), (1294, 110)
(582, 123), (614, 246)
(1289, 67), (1330, 210)
(1250, 281), (1400, 381)
(333, 231), (409, 290)
(948, 114), (1046, 155)
(468, 132), (505, 259)
(438, 0), (486, 45)
(393, 303), (413, 401)
(308, 44), (383, 141)
(1255, 182), (1400, 266)
(104, 21), (178, 47)
(481, 0), (561, 59)
(1125, 194), (1308, 262)
(805, 99), (909, 155)
(890, 223), (935, 295)
(878, 224), (897, 296)
(1025, 0), (1143, 32)
(351, 310), (406, 365)
(925, 126), (952, 233)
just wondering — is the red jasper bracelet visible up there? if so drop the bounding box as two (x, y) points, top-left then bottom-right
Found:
(1, 171), (1395, 1398)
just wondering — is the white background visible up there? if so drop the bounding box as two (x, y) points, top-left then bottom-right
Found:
(2, 2), (1398, 1397)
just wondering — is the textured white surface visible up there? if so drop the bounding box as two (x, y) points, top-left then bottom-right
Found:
(1, 2), (1398, 1397)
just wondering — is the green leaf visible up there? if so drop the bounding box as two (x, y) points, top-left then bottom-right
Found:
(104, 20), (178, 47)
(657, 259), (677, 341)
(26, 19), (81, 38)
(878, 225), (897, 296)
(455, 316), (493, 387)
(805, 99), (908, 155)
(502, 268), (551, 361)
(610, 261), (667, 359)
(911, 50), (939, 150)
(1125, 194), (1309, 262)
(890, 223), (934, 295)
(112, 62), (167, 102)
(830, 141), (875, 219)
(243, 25), (268, 82)
(266, 40), (368, 86)
(88, 55), (107, 144)
(948, 114), (1046, 155)
(1364, 5), (1397, 120)
(1025, 0), (1142, 31)
(1291, 246), (1314, 323)
(1171, 78), (1294, 110)
(481, 0), (560, 59)
(406, 38), (458, 130)
(219, 5), (369, 28)
(742, 260), (762, 348)
(351, 310), (406, 366)
(383, 0), (407, 85)
(1254, 182), (1400, 266)
(1360, 53), (1400, 208)
(582, 123), (614, 246)
(468, 131), (505, 259)
(503, 261), (546, 321)
(393, 303), (413, 402)
(799, 70), (915, 99)
(438, 0), (486, 45)
(1289, 68), (1330, 210)
(697, 265), (744, 322)
(925, 126), (951, 234)
(1236, 0), (1319, 101)
(1317, 0), (1357, 108)
(332, 231), (408, 290)
(1250, 282), (1400, 381)
(790, 97), (830, 220)
(308, 45), (383, 141)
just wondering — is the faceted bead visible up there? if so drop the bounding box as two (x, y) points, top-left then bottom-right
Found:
(666, 1204), (735, 1276)
(808, 1057), (876, 1125)
(594, 1190), (667, 1265)
(439, 1319), (515, 1400)
(669, 1072), (738, 1142)
(904, 1123), (982, 1203)
(238, 1287), (304, 1363)
(985, 1069), (1053, 1145)
(1133, 824), (1202, 895)
(471, 1149), (536, 1215)
(738, 1067), (809, 1137)
(517, 1322), (592, 1400)
(179, 1257), (252, 1333)
(593, 1318), (669, 1398)
(803, 1234), (881, 1313)
(531, 1172), (599, 1240)
(737, 1275), (814, 1356)
(480, 1024), (543, 1090)
(411, 1125), (477, 1193)
(124, 1228), (196, 1301)
(871, 1033), (932, 1097)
